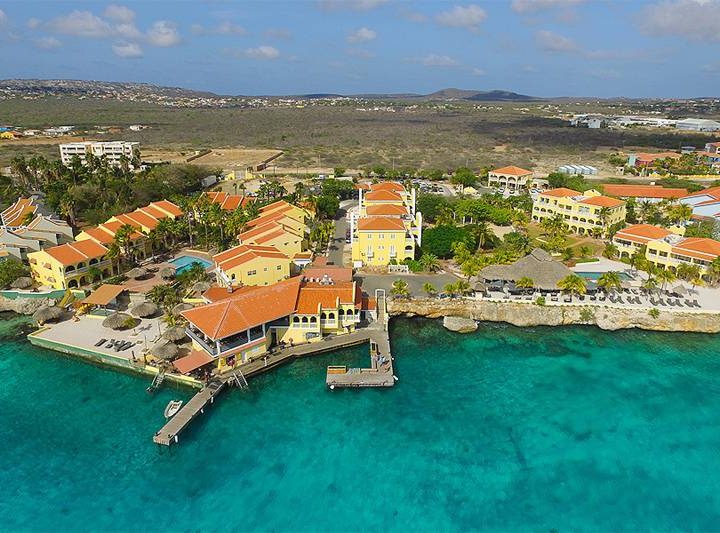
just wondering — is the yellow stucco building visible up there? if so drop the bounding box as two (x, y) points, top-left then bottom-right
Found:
(212, 244), (291, 287)
(532, 188), (626, 236)
(28, 239), (114, 289)
(351, 182), (423, 267)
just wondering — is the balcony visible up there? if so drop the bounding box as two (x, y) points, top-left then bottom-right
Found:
(185, 328), (217, 356)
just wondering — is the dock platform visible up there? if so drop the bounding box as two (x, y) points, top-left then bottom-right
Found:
(152, 379), (226, 445)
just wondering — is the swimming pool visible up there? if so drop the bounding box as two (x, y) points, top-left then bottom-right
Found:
(169, 255), (212, 275)
(576, 271), (633, 281)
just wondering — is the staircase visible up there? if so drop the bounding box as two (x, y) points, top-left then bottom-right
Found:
(147, 368), (166, 393)
(231, 369), (249, 389)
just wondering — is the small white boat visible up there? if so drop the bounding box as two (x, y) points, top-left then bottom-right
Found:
(164, 400), (183, 419)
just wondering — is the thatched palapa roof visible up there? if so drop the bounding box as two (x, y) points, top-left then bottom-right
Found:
(102, 312), (133, 329)
(162, 325), (187, 342)
(478, 248), (572, 291)
(151, 340), (179, 360)
(11, 276), (33, 289)
(32, 305), (64, 324)
(130, 301), (159, 318)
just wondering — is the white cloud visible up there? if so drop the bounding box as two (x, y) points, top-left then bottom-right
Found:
(34, 36), (62, 49)
(104, 4), (135, 23)
(436, 5), (487, 32)
(192, 22), (246, 36)
(535, 29), (580, 53)
(702, 63), (720, 74)
(146, 20), (181, 47)
(318, 0), (389, 10)
(347, 27), (376, 43)
(418, 54), (460, 67)
(639, 0), (720, 42)
(112, 41), (143, 58)
(27, 17), (42, 29)
(471, 67), (486, 76)
(115, 22), (142, 39)
(244, 45), (280, 59)
(511, 0), (584, 13)
(0, 9), (7, 26)
(48, 10), (111, 37)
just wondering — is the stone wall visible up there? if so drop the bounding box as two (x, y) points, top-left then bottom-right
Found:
(388, 298), (720, 333)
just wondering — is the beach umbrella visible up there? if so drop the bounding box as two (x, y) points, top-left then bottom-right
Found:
(11, 276), (33, 289)
(151, 340), (179, 360)
(190, 281), (212, 294)
(172, 302), (193, 315)
(126, 267), (148, 279)
(102, 312), (133, 329)
(672, 284), (688, 296)
(162, 325), (187, 343)
(160, 266), (176, 279)
(32, 305), (64, 325)
(130, 301), (159, 318)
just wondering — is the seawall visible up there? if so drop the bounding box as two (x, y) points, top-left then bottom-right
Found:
(0, 295), (55, 315)
(388, 298), (720, 334)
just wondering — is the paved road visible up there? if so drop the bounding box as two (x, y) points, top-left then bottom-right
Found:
(356, 272), (461, 297)
(327, 200), (354, 267)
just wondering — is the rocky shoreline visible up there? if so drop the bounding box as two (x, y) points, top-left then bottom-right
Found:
(389, 298), (720, 334)
(0, 296), (55, 316)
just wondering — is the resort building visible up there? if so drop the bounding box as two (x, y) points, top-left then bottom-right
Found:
(180, 274), (368, 372)
(613, 224), (720, 277)
(601, 184), (687, 204)
(204, 191), (253, 211)
(477, 248), (573, 292)
(59, 141), (140, 168)
(1, 197), (38, 228)
(628, 152), (680, 168)
(237, 200), (311, 260)
(487, 166), (533, 190)
(531, 188), (626, 236)
(350, 182), (423, 267)
(212, 244), (291, 287)
(679, 187), (720, 221)
(0, 213), (74, 262)
(76, 200), (183, 261)
(28, 239), (114, 289)
(697, 143), (720, 169)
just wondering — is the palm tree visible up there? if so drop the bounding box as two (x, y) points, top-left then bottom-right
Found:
(562, 247), (575, 262)
(460, 256), (481, 280)
(422, 282), (437, 297)
(642, 276), (658, 293)
(419, 253), (440, 273)
(602, 243), (619, 260)
(655, 267), (676, 290)
(87, 266), (103, 283)
(597, 271), (622, 293)
(516, 276), (534, 292)
(578, 245), (590, 258)
(557, 274), (587, 297)
(455, 280), (472, 296)
(390, 279), (410, 298)
(666, 204), (693, 224)
(474, 221), (494, 250)
(443, 282), (459, 298)
(709, 257), (720, 285)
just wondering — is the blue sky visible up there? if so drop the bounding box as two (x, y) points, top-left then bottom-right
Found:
(0, 0), (718, 98)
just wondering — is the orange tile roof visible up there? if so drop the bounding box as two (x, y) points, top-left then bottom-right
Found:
(45, 239), (108, 266)
(150, 200), (183, 217)
(635, 152), (680, 162)
(490, 165), (532, 176)
(138, 204), (170, 219)
(602, 184), (687, 199)
(214, 244), (288, 271)
(173, 349), (214, 374)
(355, 183), (371, 190)
(124, 210), (160, 230)
(364, 190), (403, 201)
(81, 226), (115, 245)
(542, 187), (581, 197)
(672, 238), (720, 261)
(246, 210), (292, 228)
(182, 277), (301, 340)
(81, 284), (126, 306)
(254, 228), (292, 245)
(365, 204), (409, 216)
(99, 220), (145, 240)
(296, 281), (360, 314)
(579, 196), (625, 208)
(683, 186), (720, 201)
(240, 221), (301, 243)
(370, 181), (406, 192)
(357, 217), (407, 231)
(301, 266), (353, 282)
(614, 224), (672, 244)
(205, 191), (250, 211)
(1, 198), (37, 227)
(260, 200), (295, 215)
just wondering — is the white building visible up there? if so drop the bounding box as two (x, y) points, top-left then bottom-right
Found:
(59, 141), (140, 168)
(675, 118), (720, 132)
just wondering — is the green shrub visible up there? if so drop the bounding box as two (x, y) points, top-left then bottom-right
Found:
(535, 296), (546, 306)
(648, 308), (660, 319)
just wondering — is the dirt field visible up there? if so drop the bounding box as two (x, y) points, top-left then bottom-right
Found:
(190, 148), (282, 169)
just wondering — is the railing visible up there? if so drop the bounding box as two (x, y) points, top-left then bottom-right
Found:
(185, 328), (217, 355)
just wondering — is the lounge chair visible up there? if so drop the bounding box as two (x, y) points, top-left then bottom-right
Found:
(104, 339), (116, 348)
(95, 338), (107, 347)
(551, 293), (559, 302)
(692, 299), (701, 308)
(563, 295), (571, 303)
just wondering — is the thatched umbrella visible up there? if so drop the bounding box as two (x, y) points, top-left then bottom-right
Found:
(172, 302), (193, 314)
(126, 267), (148, 279)
(32, 305), (64, 325)
(150, 340), (179, 360)
(11, 276), (33, 289)
(102, 312), (134, 329)
(190, 281), (212, 294)
(130, 301), (159, 318)
(672, 284), (689, 296)
(160, 266), (176, 279)
(162, 325), (187, 343)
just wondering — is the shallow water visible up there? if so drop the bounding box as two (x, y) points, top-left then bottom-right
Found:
(2, 315), (720, 531)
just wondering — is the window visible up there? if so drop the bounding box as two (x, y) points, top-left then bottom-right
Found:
(277, 265), (282, 270)
(248, 269), (256, 276)
(264, 267), (268, 271)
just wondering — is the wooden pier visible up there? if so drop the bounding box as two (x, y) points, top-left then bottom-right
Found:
(152, 379), (227, 445)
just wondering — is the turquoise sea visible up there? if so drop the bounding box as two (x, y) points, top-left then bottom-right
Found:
(2, 313), (720, 531)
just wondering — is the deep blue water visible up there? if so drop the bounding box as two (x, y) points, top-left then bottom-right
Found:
(2, 314), (720, 531)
